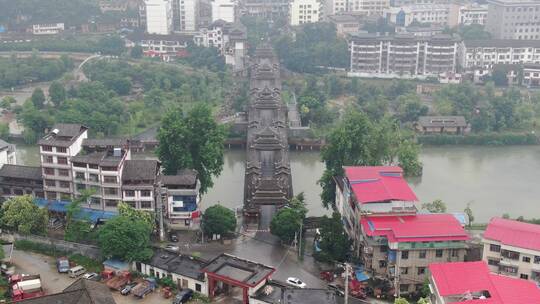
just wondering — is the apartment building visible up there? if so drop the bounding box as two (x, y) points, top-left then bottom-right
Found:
(128, 32), (192, 60)
(391, 0), (450, 6)
(39, 124), (88, 201)
(523, 63), (540, 87)
(348, 33), (459, 79)
(482, 217), (540, 284)
(32, 23), (65, 35)
(457, 3), (488, 26)
(71, 139), (130, 210)
(385, 4), (450, 27)
(212, 0), (236, 22)
(160, 170), (201, 230)
(172, 0), (199, 32)
(145, 0), (173, 34)
(324, 0), (348, 16)
(460, 39), (540, 70)
(241, 0), (290, 19)
(486, 0), (540, 40)
(428, 261), (540, 304)
(122, 160), (160, 211)
(327, 14), (360, 37)
(349, 0), (390, 15)
(289, 0), (323, 25)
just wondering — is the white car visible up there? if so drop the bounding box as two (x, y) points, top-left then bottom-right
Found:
(82, 272), (98, 280)
(165, 244), (180, 252)
(286, 277), (307, 288)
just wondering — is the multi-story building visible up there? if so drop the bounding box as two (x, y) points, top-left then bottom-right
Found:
(335, 166), (469, 296)
(241, 0), (289, 19)
(327, 14), (360, 37)
(486, 0), (540, 40)
(122, 160), (160, 211)
(323, 0), (348, 16)
(460, 39), (540, 70)
(32, 23), (65, 35)
(523, 63), (540, 87)
(71, 139), (130, 211)
(0, 165), (43, 200)
(160, 170), (201, 230)
(0, 139), (16, 167)
(195, 20), (247, 71)
(348, 33), (459, 79)
(390, 0), (450, 6)
(456, 3), (488, 26)
(385, 5), (450, 27)
(212, 0), (236, 22)
(349, 0), (390, 15)
(39, 124), (88, 201)
(289, 0), (322, 26)
(145, 0), (173, 34)
(173, 0), (199, 32)
(428, 261), (540, 304)
(128, 32), (192, 60)
(482, 217), (540, 284)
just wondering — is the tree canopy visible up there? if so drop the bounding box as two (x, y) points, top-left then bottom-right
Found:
(422, 199), (447, 213)
(157, 104), (227, 194)
(0, 55), (72, 89)
(202, 205), (237, 237)
(49, 81), (66, 107)
(0, 196), (48, 235)
(315, 212), (351, 263)
(118, 202), (155, 230)
(270, 193), (307, 243)
(97, 216), (153, 262)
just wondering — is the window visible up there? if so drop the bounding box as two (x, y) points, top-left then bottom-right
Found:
(380, 245), (388, 253)
(57, 157), (68, 165)
(401, 251), (409, 260)
(76, 184), (86, 191)
(436, 249), (443, 258)
(14, 189), (23, 195)
(141, 190), (151, 197)
(44, 168), (55, 175)
(89, 174), (99, 182)
(451, 249), (459, 258)
(490, 244), (501, 252)
(104, 188), (118, 196)
(73, 162), (86, 168)
(125, 190), (135, 197)
(91, 197), (101, 205)
(42, 145), (52, 152)
(140, 201), (152, 209)
(58, 169), (69, 177)
(419, 250), (427, 259)
(523, 256), (531, 263)
(89, 164), (98, 169)
(105, 200), (118, 207)
(56, 147), (67, 153)
(417, 267), (426, 275)
(45, 180), (56, 187)
(2, 188), (10, 195)
(126, 201), (136, 208)
(75, 172), (85, 180)
(535, 256), (540, 264)
(399, 284), (410, 293)
(59, 181), (70, 189)
(195, 283), (201, 292)
(400, 267), (408, 275)
(45, 156), (54, 163)
(520, 274), (529, 280)
(488, 259), (500, 266)
(103, 176), (117, 184)
(499, 265), (518, 275)
(501, 249), (520, 260)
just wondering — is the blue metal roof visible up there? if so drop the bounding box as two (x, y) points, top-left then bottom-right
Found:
(33, 198), (118, 223)
(103, 258), (129, 271)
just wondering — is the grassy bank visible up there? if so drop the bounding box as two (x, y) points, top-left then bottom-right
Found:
(417, 133), (538, 146)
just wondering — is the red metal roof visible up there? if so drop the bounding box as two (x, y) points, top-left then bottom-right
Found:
(343, 166), (418, 204)
(361, 214), (469, 243)
(429, 261), (540, 304)
(484, 217), (540, 252)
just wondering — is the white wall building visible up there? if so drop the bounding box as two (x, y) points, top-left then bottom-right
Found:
(173, 0), (199, 32)
(211, 0), (236, 23)
(457, 4), (488, 26)
(385, 4), (450, 27)
(349, 0), (390, 15)
(289, 0), (322, 26)
(460, 39), (540, 70)
(32, 23), (65, 35)
(145, 0), (173, 34)
(486, 0), (540, 40)
(323, 0), (348, 16)
(0, 140), (16, 168)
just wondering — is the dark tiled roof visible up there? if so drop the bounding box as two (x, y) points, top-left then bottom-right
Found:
(148, 249), (207, 281)
(72, 151), (108, 165)
(465, 39), (540, 48)
(418, 116), (467, 128)
(127, 32), (194, 43)
(327, 14), (359, 23)
(0, 139), (10, 150)
(82, 138), (128, 148)
(349, 32), (459, 43)
(282, 288), (337, 304)
(0, 165), (42, 180)
(202, 253), (275, 287)
(160, 169), (198, 186)
(18, 278), (116, 304)
(122, 160), (159, 182)
(38, 123), (87, 147)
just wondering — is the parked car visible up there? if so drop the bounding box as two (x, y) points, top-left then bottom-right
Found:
(165, 244), (180, 252)
(56, 257), (70, 273)
(169, 232), (179, 242)
(82, 272), (99, 281)
(286, 277), (306, 288)
(121, 283), (136, 296)
(173, 288), (194, 304)
(68, 266), (86, 278)
(327, 283), (345, 297)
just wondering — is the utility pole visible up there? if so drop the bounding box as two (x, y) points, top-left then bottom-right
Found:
(344, 263), (349, 304)
(297, 220), (303, 259)
(157, 182), (165, 242)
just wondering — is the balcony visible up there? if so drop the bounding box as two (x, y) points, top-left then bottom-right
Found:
(398, 241), (467, 250)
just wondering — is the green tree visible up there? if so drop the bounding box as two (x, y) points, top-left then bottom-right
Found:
(0, 123), (9, 140)
(64, 190), (95, 242)
(97, 216), (153, 262)
(417, 298), (429, 304)
(30, 88), (46, 109)
(157, 104), (227, 194)
(397, 139), (423, 176)
(97, 35), (126, 56)
(117, 202), (155, 230)
(49, 81), (66, 107)
(202, 205), (236, 237)
(464, 202), (475, 227)
(422, 199), (447, 213)
(131, 45), (143, 59)
(0, 196), (48, 235)
(315, 212), (351, 263)
(395, 94), (428, 123)
(394, 298), (410, 304)
(491, 68), (509, 87)
(270, 208), (302, 243)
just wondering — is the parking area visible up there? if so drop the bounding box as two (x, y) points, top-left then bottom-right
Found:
(10, 249), (173, 304)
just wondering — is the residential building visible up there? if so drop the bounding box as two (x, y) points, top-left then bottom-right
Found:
(0, 139), (16, 167)
(428, 261), (540, 304)
(523, 63), (540, 87)
(32, 23), (65, 35)
(323, 0), (348, 16)
(241, 0), (289, 19)
(415, 116), (468, 135)
(39, 124), (88, 201)
(482, 217), (540, 284)
(135, 249), (207, 294)
(486, 0), (540, 40)
(71, 139), (130, 211)
(395, 25), (444, 37)
(391, 0), (450, 6)
(327, 14), (360, 37)
(349, 0), (390, 15)
(385, 5), (450, 27)
(172, 0), (199, 32)
(460, 39), (540, 71)
(212, 0), (236, 22)
(160, 170), (201, 230)
(18, 278), (117, 304)
(127, 32), (192, 60)
(195, 20), (247, 71)
(348, 33), (460, 79)
(0, 165), (43, 200)
(456, 3), (488, 26)
(145, 0), (173, 34)
(99, 0), (129, 12)
(289, 0), (322, 26)
(122, 160), (160, 211)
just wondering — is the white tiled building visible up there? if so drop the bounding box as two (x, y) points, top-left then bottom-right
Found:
(385, 4), (450, 27)
(460, 39), (540, 70)
(32, 23), (65, 35)
(211, 0), (236, 23)
(289, 0), (322, 26)
(145, 0), (173, 34)
(172, 0), (199, 32)
(457, 3), (488, 26)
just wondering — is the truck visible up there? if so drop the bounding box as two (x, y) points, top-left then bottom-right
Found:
(11, 275), (44, 302)
(106, 271), (131, 291)
(56, 257), (70, 273)
(131, 278), (157, 298)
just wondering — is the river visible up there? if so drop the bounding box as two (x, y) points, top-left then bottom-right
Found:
(15, 144), (540, 222)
